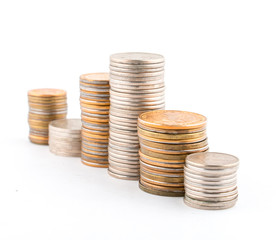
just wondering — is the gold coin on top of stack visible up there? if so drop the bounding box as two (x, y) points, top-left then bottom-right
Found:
(80, 73), (110, 168)
(137, 110), (208, 197)
(28, 88), (67, 145)
(108, 52), (165, 180)
(184, 152), (239, 210)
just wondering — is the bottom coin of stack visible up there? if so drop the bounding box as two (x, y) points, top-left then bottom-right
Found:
(184, 152), (239, 210)
(137, 110), (208, 197)
(49, 119), (81, 157)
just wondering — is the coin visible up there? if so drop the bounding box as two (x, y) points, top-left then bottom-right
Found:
(110, 61), (165, 69)
(139, 182), (184, 197)
(81, 159), (108, 168)
(184, 197), (237, 210)
(110, 52), (164, 65)
(138, 110), (207, 130)
(108, 169), (139, 180)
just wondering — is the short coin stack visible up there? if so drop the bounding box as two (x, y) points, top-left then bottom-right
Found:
(79, 73), (110, 168)
(49, 119), (81, 157)
(28, 88), (67, 145)
(108, 52), (165, 180)
(184, 152), (239, 210)
(138, 110), (208, 197)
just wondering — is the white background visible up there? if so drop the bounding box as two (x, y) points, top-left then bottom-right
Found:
(0, 0), (275, 239)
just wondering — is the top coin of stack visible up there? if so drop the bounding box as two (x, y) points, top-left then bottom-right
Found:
(28, 88), (67, 145)
(79, 73), (110, 168)
(108, 52), (165, 180)
(137, 110), (208, 197)
(184, 152), (239, 210)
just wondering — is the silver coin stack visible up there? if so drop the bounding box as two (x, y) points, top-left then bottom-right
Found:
(108, 52), (165, 180)
(184, 152), (239, 210)
(49, 119), (82, 157)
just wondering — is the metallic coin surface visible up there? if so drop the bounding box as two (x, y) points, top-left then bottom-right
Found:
(110, 52), (164, 65)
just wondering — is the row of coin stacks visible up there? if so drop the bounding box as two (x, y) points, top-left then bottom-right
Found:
(137, 110), (208, 197)
(108, 52), (165, 180)
(28, 89), (67, 145)
(79, 73), (110, 168)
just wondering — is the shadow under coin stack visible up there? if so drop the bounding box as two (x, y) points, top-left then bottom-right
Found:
(137, 110), (208, 197)
(49, 119), (82, 157)
(108, 52), (165, 180)
(184, 152), (239, 210)
(28, 89), (67, 145)
(79, 73), (110, 168)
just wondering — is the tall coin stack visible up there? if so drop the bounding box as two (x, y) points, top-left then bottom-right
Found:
(79, 73), (110, 168)
(49, 119), (82, 157)
(137, 110), (208, 197)
(184, 152), (239, 210)
(108, 52), (165, 180)
(28, 89), (67, 145)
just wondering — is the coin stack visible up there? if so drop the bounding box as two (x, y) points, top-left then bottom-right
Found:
(138, 110), (208, 197)
(108, 52), (165, 180)
(28, 88), (67, 145)
(184, 152), (239, 210)
(79, 73), (110, 168)
(49, 119), (81, 157)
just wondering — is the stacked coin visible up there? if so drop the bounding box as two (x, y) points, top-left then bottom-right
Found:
(184, 152), (239, 210)
(80, 73), (110, 168)
(108, 52), (165, 180)
(49, 119), (81, 157)
(138, 110), (208, 197)
(28, 88), (67, 145)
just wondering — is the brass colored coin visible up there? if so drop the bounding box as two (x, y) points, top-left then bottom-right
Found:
(139, 182), (184, 197)
(140, 146), (189, 160)
(28, 88), (66, 97)
(140, 160), (184, 174)
(138, 110), (207, 130)
(139, 150), (185, 164)
(82, 135), (108, 144)
(82, 131), (109, 140)
(139, 156), (184, 169)
(81, 115), (109, 123)
(81, 152), (108, 161)
(81, 159), (108, 168)
(140, 142), (209, 155)
(139, 137), (208, 151)
(80, 102), (110, 110)
(138, 127), (207, 141)
(79, 81), (109, 88)
(137, 122), (206, 134)
(108, 169), (139, 180)
(141, 169), (183, 183)
(140, 178), (184, 192)
(80, 73), (109, 84)
(140, 175), (184, 188)
(79, 98), (110, 106)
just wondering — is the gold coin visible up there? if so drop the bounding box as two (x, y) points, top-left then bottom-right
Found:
(82, 135), (109, 144)
(139, 156), (184, 169)
(28, 88), (66, 97)
(82, 130), (109, 140)
(139, 182), (184, 197)
(81, 151), (108, 160)
(138, 110), (207, 130)
(80, 73), (109, 84)
(81, 159), (108, 168)
(140, 160), (184, 175)
(81, 115), (109, 123)
(140, 177), (184, 192)
(139, 137), (208, 151)
(140, 175), (184, 187)
(138, 127), (207, 141)
(140, 146), (189, 160)
(137, 122), (206, 134)
(139, 150), (185, 164)
(141, 169), (184, 183)
(80, 102), (110, 110)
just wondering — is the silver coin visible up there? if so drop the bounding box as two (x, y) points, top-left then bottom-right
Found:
(82, 140), (108, 148)
(110, 89), (164, 99)
(109, 122), (138, 132)
(110, 52), (164, 65)
(109, 119), (138, 129)
(109, 161), (140, 172)
(184, 167), (237, 181)
(184, 182), (237, 193)
(184, 197), (237, 210)
(186, 152), (239, 170)
(49, 132), (81, 139)
(109, 97), (165, 107)
(81, 111), (109, 118)
(110, 101), (165, 111)
(82, 148), (108, 156)
(109, 137), (139, 148)
(82, 144), (108, 153)
(108, 165), (139, 177)
(184, 174), (237, 186)
(110, 74), (164, 81)
(108, 146), (139, 158)
(184, 177), (237, 189)
(185, 186), (238, 198)
(109, 135), (139, 145)
(109, 114), (138, 124)
(110, 94), (165, 103)
(110, 61), (165, 69)
(109, 130), (139, 141)
(185, 164), (238, 176)
(108, 169), (139, 180)
(80, 85), (110, 93)
(81, 153), (108, 162)
(29, 109), (67, 115)
(110, 65), (164, 73)
(110, 69), (164, 78)
(110, 78), (164, 86)
(81, 106), (109, 113)
(110, 82), (165, 90)
(110, 86), (165, 95)
(108, 154), (140, 165)
(108, 142), (139, 153)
